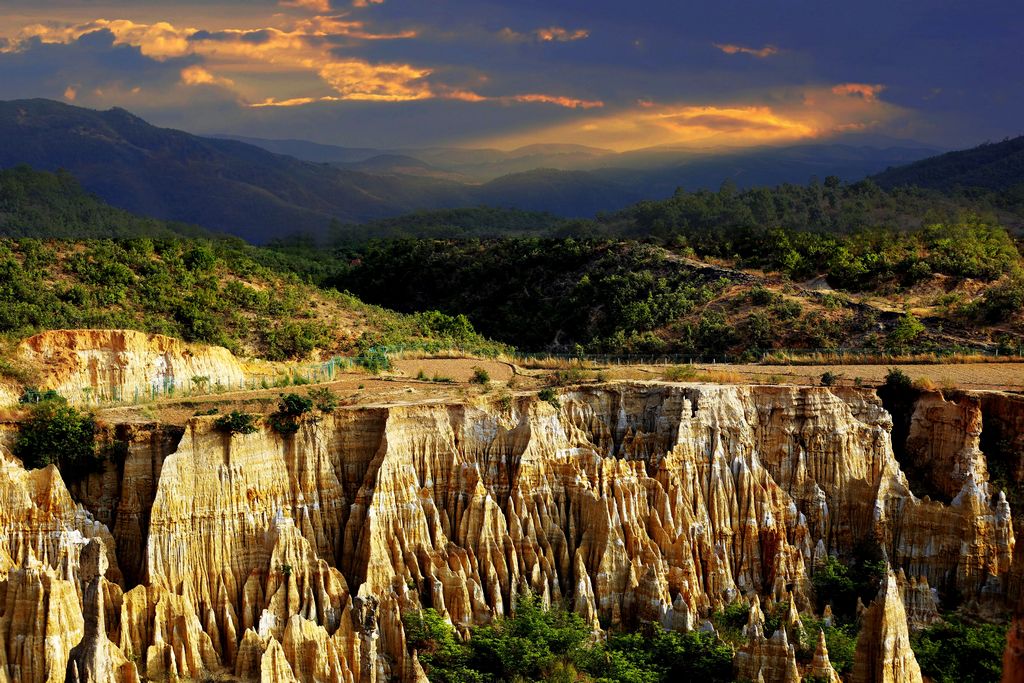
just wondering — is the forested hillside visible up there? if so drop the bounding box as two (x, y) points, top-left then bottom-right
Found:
(0, 166), (210, 239)
(873, 135), (1024, 192)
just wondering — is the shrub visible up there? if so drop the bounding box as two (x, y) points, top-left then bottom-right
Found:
(538, 388), (560, 408)
(18, 387), (64, 404)
(820, 371), (840, 387)
(403, 608), (481, 683)
(14, 400), (100, 480)
(579, 627), (735, 682)
(887, 313), (926, 349)
(214, 410), (259, 435)
(471, 367), (490, 384)
(812, 542), (887, 621)
(358, 348), (391, 374)
(401, 592), (736, 683)
(467, 593), (590, 681)
(749, 285), (776, 306)
(663, 365), (698, 381)
(309, 387), (339, 413)
(549, 367), (586, 385)
(278, 393), (313, 416)
(978, 277), (1024, 322)
(884, 367), (914, 392)
(912, 618), (1007, 683)
(268, 393), (313, 435)
(497, 393), (514, 412)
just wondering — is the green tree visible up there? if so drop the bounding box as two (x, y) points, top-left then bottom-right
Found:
(214, 410), (259, 435)
(888, 313), (926, 349)
(14, 398), (100, 480)
(467, 593), (590, 681)
(912, 618), (1007, 683)
(403, 609), (481, 683)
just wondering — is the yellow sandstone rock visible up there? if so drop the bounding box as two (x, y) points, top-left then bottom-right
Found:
(1, 381), (1022, 682)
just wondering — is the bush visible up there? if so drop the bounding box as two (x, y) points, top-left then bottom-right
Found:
(663, 365), (698, 381)
(538, 388), (560, 408)
(402, 593), (737, 683)
(549, 367), (587, 385)
(749, 285), (777, 306)
(471, 367), (490, 384)
(214, 410), (259, 435)
(978, 277), (1024, 322)
(820, 371), (840, 387)
(467, 594), (590, 681)
(403, 609), (481, 683)
(268, 393), (313, 435)
(912, 618), (1007, 683)
(358, 348), (391, 374)
(579, 627), (734, 682)
(14, 400), (100, 480)
(309, 387), (339, 413)
(884, 367), (914, 392)
(278, 393), (313, 416)
(18, 387), (64, 404)
(812, 542), (887, 621)
(887, 313), (926, 349)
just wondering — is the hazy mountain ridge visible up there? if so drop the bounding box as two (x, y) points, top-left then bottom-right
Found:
(0, 98), (1010, 244)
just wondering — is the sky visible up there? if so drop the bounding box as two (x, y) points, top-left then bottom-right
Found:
(0, 0), (1020, 151)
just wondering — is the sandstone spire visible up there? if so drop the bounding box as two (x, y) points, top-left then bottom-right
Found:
(65, 539), (140, 683)
(808, 630), (841, 683)
(852, 571), (923, 683)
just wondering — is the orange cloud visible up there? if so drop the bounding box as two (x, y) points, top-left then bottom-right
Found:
(9, 20), (194, 58)
(506, 93), (603, 108)
(499, 26), (589, 43)
(352, 0), (385, 6)
(279, 0), (332, 11)
(478, 85), (905, 151)
(831, 83), (886, 101)
(2, 16), (605, 111)
(319, 60), (433, 101)
(536, 27), (590, 42)
(180, 65), (235, 87)
(433, 87), (602, 108)
(293, 16), (416, 39)
(250, 96), (323, 107)
(714, 43), (779, 58)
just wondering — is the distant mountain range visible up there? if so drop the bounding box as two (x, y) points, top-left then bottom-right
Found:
(2, 98), (1013, 243)
(219, 132), (942, 186)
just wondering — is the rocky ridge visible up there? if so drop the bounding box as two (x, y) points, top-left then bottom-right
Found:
(0, 381), (1022, 682)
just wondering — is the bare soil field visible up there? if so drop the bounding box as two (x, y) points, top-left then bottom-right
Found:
(91, 357), (1023, 427)
(613, 362), (1024, 392)
(392, 358), (515, 383)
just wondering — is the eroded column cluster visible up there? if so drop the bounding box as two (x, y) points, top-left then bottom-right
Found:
(1, 383), (1021, 682)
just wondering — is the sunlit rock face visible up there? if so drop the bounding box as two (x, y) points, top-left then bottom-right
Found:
(2, 382), (1022, 682)
(16, 329), (246, 404)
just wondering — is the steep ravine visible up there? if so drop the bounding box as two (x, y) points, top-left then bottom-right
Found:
(1, 382), (1022, 682)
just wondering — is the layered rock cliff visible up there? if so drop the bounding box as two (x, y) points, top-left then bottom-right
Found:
(14, 329), (247, 404)
(2, 382), (1021, 682)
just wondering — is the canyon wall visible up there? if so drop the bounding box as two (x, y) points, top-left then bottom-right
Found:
(13, 330), (247, 404)
(1, 382), (1021, 682)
